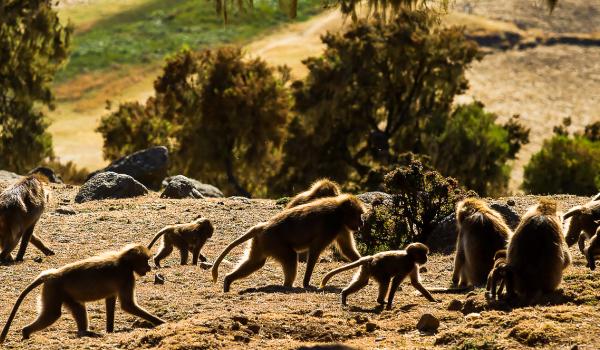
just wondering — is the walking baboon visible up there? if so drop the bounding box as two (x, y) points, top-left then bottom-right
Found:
(564, 199), (600, 254)
(286, 179), (341, 262)
(148, 217), (214, 267)
(0, 244), (164, 342)
(212, 194), (365, 291)
(320, 243), (436, 309)
(0, 175), (54, 263)
(486, 249), (508, 299)
(285, 179), (341, 209)
(505, 199), (571, 302)
(452, 198), (512, 287)
(584, 227), (600, 270)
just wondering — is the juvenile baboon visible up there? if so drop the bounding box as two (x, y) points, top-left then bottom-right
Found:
(320, 243), (436, 309)
(584, 227), (600, 270)
(563, 199), (600, 254)
(212, 194), (365, 291)
(286, 179), (341, 262)
(148, 217), (214, 267)
(505, 199), (571, 302)
(0, 244), (164, 342)
(452, 198), (512, 287)
(0, 175), (54, 263)
(486, 249), (508, 299)
(285, 179), (341, 209)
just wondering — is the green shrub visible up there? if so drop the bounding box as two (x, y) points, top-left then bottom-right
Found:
(522, 135), (600, 195)
(356, 154), (474, 255)
(0, 0), (71, 173)
(98, 47), (291, 197)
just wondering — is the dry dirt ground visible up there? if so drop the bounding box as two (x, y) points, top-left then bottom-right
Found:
(0, 181), (599, 349)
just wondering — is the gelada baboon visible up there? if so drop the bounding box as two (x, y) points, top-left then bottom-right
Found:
(485, 249), (508, 299)
(212, 194), (365, 291)
(0, 244), (164, 342)
(320, 243), (436, 309)
(285, 179), (341, 209)
(584, 226), (600, 270)
(563, 199), (600, 254)
(0, 175), (54, 263)
(148, 217), (214, 267)
(286, 179), (341, 262)
(452, 198), (511, 287)
(505, 199), (571, 302)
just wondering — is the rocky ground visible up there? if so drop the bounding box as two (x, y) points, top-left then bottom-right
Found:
(0, 181), (599, 349)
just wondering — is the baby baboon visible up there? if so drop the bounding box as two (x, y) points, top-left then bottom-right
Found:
(0, 244), (164, 342)
(505, 199), (571, 302)
(584, 227), (600, 270)
(285, 179), (341, 209)
(563, 199), (600, 254)
(148, 217), (214, 267)
(212, 194), (365, 291)
(320, 243), (435, 309)
(0, 175), (54, 263)
(485, 249), (508, 299)
(452, 198), (512, 287)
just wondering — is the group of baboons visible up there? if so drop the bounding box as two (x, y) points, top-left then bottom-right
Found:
(0, 175), (599, 342)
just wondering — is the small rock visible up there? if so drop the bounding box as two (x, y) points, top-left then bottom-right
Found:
(154, 273), (165, 285)
(310, 309), (324, 317)
(465, 312), (481, 320)
(354, 315), (369, 324)
(233, 334), (250, 342)
(199, 262), (213, 270)
(416, 313), (439, 333)
(447, 299), (463, 311)
(231, 321), (241, 331)
(247, 324), (261, 334)
(506, 199), (516, 206)
(365, 322), (378, 332)
(375, 336), (386, 342)
(33, 257), (43, 263)
(233, 315), (249, 325)
(419, 266), (428, 273)
(156, 204), (167, 210)
(56, 206), (76, 215)
(571, 345), (580, 350)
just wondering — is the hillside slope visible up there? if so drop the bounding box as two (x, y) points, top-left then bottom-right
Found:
(0, 181), (599, 349)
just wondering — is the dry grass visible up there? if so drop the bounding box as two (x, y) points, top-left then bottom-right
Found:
(0, 182), (599, 349)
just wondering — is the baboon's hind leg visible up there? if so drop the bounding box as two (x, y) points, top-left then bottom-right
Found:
(341, 268), (370, 306)
(223, 252), (267, 292)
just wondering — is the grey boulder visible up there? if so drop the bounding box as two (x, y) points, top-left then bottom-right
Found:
(75, 172), (148, 203)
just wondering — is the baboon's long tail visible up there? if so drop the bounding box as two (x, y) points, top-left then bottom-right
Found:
(563, 206), (583, 220)
(319, 256), (373, 289)
(211, 224), (266, 283)
(0, 270), (54, 343)
(147, 227), (169, 249)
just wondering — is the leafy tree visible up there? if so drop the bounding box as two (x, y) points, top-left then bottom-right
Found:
(271, 10), (480, 195)
(356, 154), (474, 254)
(0, 0), (71, 173)
(429, 102), (529, 196)
(98, 48), (291, 197)
(523, 122), (600, 195)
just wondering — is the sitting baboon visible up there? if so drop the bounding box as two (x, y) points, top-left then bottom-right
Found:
(584, 227), (600, 270)
(148, 217), (214, 267)
(0, 244), (164, 342)
(285, 179), (341, 208)
(485, 249), (508, 299)
(320, 243), (436, 309)
(212, 194), (365, 291)
(286, 179), (341, 262)
(452, 198), (512, 287)
(0, 175), (54, 263)
(505, 199), (571, 302)
(564, 199), (600, 254)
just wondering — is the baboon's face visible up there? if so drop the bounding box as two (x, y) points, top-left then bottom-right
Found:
(345, 211), (363, 231)
(565, 217), (582, 246)
(415, 251), (428, 265)
(134, 257), (152, 276)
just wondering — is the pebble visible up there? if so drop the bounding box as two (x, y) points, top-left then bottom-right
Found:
(447, 299), (463, 311)
(154, 273), (165, 285)
(247, 324), (261, 334)
(416, 313), (440, 333)
(233, 315), (249, 325)
(56, 206), (76, 215)
(365, 322), (378, 332)
(310, 309), (324, 317)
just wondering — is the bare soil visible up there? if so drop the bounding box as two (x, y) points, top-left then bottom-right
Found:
(0, 181), (599, 349)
